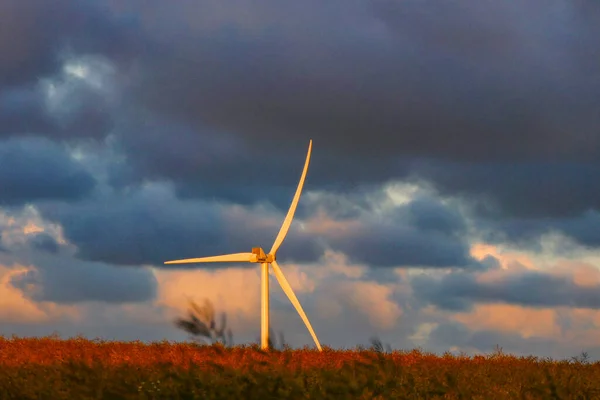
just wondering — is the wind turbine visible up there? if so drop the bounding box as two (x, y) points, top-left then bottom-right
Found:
(164, 140), (322, 351)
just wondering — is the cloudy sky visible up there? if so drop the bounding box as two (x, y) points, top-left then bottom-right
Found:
(1, 0), (600, 360)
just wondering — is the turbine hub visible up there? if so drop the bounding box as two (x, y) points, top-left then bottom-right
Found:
(252, 247), (274, 263)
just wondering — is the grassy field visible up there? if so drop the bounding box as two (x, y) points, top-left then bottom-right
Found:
(0, 336), (598, 399)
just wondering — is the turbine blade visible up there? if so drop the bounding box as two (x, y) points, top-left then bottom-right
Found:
(270, 140), (312, 255)
(271, 260), (322, 351)
(164, 253), (254, 265)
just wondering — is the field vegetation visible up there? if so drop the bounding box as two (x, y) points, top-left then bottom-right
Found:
(0, 299), (597, 399)
(0, 335), (599, 399)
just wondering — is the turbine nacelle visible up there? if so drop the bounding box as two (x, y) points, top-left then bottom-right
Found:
(251, 247), (275, 263)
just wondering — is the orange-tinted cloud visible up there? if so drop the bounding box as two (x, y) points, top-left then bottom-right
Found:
(153, 268), (262, 326)
(303, 208), (362, 238)
(319, 280), (402, 330)
(550, 261), (600, 288)
(452, 304), (560, 339)
(0, 263), (80, 324)
(439, 243), (600, 350)
(470, 243), (537, 270)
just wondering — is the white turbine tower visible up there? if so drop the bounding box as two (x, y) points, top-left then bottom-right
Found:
(164, 140), (322, 351)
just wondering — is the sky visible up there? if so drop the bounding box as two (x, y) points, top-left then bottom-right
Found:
(1, 0), (600, 361)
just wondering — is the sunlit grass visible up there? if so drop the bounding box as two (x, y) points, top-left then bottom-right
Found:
(0, 335), (598, 399)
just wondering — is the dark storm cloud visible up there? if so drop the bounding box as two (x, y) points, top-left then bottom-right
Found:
(0, 85), (55, 136)
(0, 0), (139, 88)
(107, 112), (409, 211)
(4, 0), (599, 248)
(0, 71), (116, 141)
(267, 194), (478, 269)
(405, 197), (466, 236)
(473, 210), (600, 250)
(88, 0), (599, 224)
(323, 195), (480, 268)
(41, 59), (118, 140)
(0, 137), (96, 206)
(37, 185), (227, 266)
(28, 233), (60, 254)
(0, 0), (135, 142)
(329, 224), (475, 269)
(412, 269), (600, 311)
(126, 0), (600, 162)
(411, 160), (600, 219)
(37, 183), (323, 267)
(0, 0), (68, 88)
(540, 212), (600, 249)
(0, 62), (118, 141)
(407, 160), (600, 248)
(9, 253), (157, 304)
(37, 182), (478, 269)
(300, 187), (389, 221)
